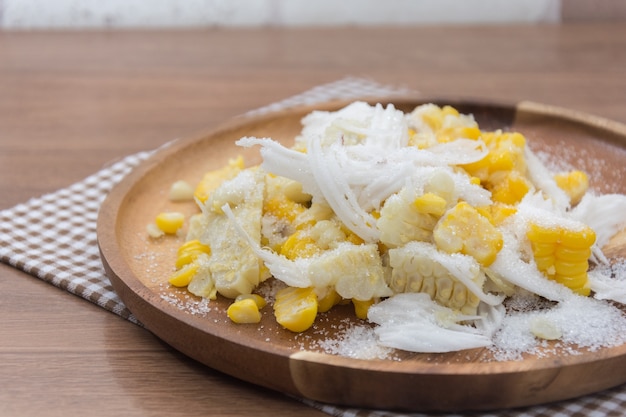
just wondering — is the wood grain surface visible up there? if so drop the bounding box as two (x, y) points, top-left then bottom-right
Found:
(1, 23), (626, 417)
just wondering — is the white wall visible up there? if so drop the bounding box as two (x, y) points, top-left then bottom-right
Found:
(0, 0), (562, 29)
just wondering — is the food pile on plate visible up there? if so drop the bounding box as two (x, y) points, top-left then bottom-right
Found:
(150, 102), (626, 354)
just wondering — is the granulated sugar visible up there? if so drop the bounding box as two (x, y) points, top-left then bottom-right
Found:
(489, 293), (626, 361)
(159, 291), (212, 316)
(311, 321), (395, 360)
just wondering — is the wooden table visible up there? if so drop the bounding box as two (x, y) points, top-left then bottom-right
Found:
(1, 24), (625, 417)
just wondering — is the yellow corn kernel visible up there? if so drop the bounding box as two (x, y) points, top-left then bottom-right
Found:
(227, 298), (262, 324)
(561, 227), (596, 249)
(175, 239), (211, 269)
(235, 293), (267, 309)
(462, 131), (527, 181)
(194, 156), (244, 203)
(317, 289), (342, 313)
(527, 223), (596, 296)
(477, 203), (517, 227)
(264, 195), (307, 225)
(554, 170), (589, 206)
(433, 202), (503, 266)
(345, 231), (365, 246)
(155, 212), (185, 234)
(168, 262), (199, 287)
(273, 287), (318, 332)
(280, 230), (321, 260)
(413, 193), (448, 216)
(489, 171), (532, 205)
(421, 106), (447, 132)
(352, 299), (375, 320)
(436, 126), (482, 143)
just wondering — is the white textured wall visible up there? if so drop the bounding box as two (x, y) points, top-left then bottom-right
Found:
(0, 0), (561, 29)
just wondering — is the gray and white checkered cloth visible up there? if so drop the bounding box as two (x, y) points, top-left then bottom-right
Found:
(2, 77), (626, 417)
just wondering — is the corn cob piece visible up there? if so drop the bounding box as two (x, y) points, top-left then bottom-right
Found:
(377, 187), (448, 248)
(273, 286), (318, 332)
(433, 202), (503, 266)
(189, 169), (267, 299)
(388, 242), (486, 316)
(526, 222), (596, 296)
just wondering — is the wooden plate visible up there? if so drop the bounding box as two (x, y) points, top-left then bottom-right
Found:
(97, 98), (626, 412)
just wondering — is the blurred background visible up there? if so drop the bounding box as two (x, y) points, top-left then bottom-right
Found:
(0, 0), (624, 29)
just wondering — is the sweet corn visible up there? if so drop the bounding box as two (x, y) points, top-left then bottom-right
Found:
(413, 193), (448, 216)
(155, 212), (185, 234)
(409, 104), (482, 147)
(273, 286), (318, 332)
(489, 170), (532, 205)
(477, 203), (517, 227)
(168, 262), (199, 287)
(527, 223), (596, 296)
(317, 289), (342, 313)
(388, 243), (484, 316)
(227, 298), (262, 324)
(462, 131), (526, 182)
(554, 170), (589, 206)
(194, 156), (244, 203)
(235, 293), (267, 309)
(433, 202), (503, 266)
(378, 188), (447, 248)
(280, 230), (322, 260)
(168, 180), (195, 202)
(264, 195), (307, 225)
(421, 105), (460, 132)
(352, 299), (375, 320)
(175, 239), (211, 269)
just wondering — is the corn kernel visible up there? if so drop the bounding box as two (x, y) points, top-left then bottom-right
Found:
(413, 193), (448, 216)
(175, 239), (211, 268)
(264, 196), (306, 224)
(280, 231), (320, 260)
(489, 171), (532, 205)
(155, 212), (185, 234)
(194, 156), (244, 203)
(169, 180), (195, 202)
(555, 170), (589, 206)
(273, 287), (318, 332)
(168, 262), (199, 287)
(317, 289), (342, 313)
(352, 299), (375, 320)
(227, 298), (262, 324)
(235, 293), (267, 309)
(433, 202), (503, 266)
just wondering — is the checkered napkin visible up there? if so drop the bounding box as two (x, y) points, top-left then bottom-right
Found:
(2, 77), (626, 417)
